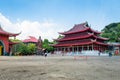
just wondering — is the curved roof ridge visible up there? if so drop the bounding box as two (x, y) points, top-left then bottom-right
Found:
(0, 26), (20, 37)
(60, 22), (89, 35)
(58, 33), (93, 41)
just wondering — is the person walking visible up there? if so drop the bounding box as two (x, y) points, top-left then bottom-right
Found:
(44, 53), (47, 57)
(98, 51), (101, 56)
(109, 51), (112, 57)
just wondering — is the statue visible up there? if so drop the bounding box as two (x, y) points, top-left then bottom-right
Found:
(36, 36), (45, 55)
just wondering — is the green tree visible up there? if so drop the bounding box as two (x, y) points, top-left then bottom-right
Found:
(13, 42), (36, 55)
(27, 43), (36, 55)
(9, 39), (21, 42)
(101, 22), (120, 42)
(57, 35), (64, 39)
(42, 39), (54, 52)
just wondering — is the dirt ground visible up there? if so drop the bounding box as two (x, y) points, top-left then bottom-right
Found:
(0, 55), (120, 80)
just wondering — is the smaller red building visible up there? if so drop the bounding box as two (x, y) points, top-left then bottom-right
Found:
(22, 36), (43, 55)
(22, 36), (42, 48)
(0, 26), (20, 56)
(23, 36), (38, 44)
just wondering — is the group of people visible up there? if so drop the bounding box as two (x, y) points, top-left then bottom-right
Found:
(98, 51), (112, 57)
(98, 50), (120, 57)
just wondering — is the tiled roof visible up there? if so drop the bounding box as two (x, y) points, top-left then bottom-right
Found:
(23, 36), (38, 43)
(56, 33), (108, 41)
(54, 40), (108, 47)
(58, 33), (93, 41)
(59, 22), (100, 35)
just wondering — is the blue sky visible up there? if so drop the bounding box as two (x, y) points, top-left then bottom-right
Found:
(0, 0), (120, 40)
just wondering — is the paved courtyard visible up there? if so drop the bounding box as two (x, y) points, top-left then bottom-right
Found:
(0, 56), (120, 80)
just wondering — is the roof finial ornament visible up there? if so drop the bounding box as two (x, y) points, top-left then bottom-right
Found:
(85, 21), (88, 24)
(84, 21), (89, 27)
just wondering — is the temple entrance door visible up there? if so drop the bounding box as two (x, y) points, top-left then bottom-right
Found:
(0, 41), (4, 56)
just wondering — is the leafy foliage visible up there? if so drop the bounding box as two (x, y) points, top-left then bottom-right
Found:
(13, 42), (36, 55)
(101, 22), (120, 42)
(42, 39), (55, 52)
(57, 35), (64, 39)
(9, 39), (21, 42)
(10, 38), (55, 55)
(53, 34), (64, 44)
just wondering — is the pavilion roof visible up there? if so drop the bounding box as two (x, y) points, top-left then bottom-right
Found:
(59, 22), (101, 35)
(56, 33), (108, 41)
(0, 26), (20, 37)
(23, 36), (38, 43)
(53, 39), (108, 47)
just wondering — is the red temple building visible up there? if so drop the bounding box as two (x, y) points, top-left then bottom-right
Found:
(23, 36), (38, 44)
(23, 36), (43, 55)
(23, 36), (42, 48)
(0, 26), (20, 56)
(54, 22), (109, 54)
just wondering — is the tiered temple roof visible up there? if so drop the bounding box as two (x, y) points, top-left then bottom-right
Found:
(57, 33), (108, 41)
(59, 22), (101, 35)
(54, 22), (109, 47)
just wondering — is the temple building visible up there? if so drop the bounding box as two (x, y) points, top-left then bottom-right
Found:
(23, 36), (38, 44)
(0, 26), (20, 56)
(23, 36), (42, 48)
(23, 36), (43, 55)
(53, 22), (109, 54)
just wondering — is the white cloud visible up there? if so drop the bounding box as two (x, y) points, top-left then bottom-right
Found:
(0, 13), (64, 41)
(0, 13), (12, 26)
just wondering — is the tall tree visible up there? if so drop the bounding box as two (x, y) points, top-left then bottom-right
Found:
(101, 22), (120, 42)
(42, 39), (54, 52)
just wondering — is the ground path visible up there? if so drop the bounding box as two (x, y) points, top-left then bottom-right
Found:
(0, 56), (120, 80)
